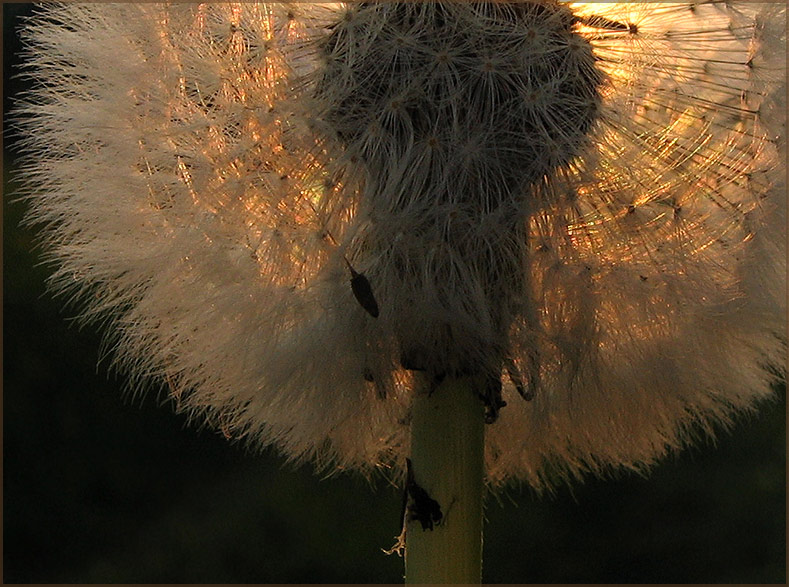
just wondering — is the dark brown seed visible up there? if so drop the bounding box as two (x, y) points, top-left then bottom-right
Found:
(350, 269), (379, 318)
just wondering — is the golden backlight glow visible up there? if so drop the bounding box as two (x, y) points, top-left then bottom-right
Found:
(18, 1), (785, 488)
(144, 2), (767, 338)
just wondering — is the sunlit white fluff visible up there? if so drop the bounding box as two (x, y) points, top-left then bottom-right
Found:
(16, 2), (786, 488)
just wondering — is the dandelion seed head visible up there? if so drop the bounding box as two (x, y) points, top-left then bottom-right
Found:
(14, 2), (786, 489)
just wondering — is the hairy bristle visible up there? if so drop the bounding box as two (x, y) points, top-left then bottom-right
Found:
(13, 2), (786, 489)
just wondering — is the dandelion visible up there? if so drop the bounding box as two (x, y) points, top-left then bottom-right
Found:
(14, 1), (786, 583)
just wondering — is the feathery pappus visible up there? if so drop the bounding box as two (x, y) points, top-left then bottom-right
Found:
(14, 2), (786, 488)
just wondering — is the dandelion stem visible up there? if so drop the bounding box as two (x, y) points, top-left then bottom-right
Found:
(405, 375), (485, 584)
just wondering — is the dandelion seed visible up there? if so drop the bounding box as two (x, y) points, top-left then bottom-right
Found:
(14, 0), (786, 494)
(346, 259), (380, 318)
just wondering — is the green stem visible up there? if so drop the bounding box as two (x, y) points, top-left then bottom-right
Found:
(405, 375), (486, 584)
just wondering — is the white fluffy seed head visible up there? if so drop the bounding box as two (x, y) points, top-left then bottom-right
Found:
(14, 2), (786, 489)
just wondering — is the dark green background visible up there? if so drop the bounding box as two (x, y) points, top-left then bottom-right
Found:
(3, 4), (785, 583)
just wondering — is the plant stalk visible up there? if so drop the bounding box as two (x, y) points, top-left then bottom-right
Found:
(405, 375), (485, 584)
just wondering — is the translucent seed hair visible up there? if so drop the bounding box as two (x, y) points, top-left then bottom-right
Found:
(15, 2), (786, 489)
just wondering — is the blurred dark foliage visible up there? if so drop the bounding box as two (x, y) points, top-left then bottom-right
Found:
(3, 4), (785, 583)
